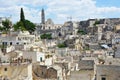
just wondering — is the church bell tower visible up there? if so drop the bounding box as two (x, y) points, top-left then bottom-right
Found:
(41, 8), (45, 24)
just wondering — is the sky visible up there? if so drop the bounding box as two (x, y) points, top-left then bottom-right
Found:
(0, 0), (120, 24)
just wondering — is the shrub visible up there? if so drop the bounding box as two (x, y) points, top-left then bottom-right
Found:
(57, 43), (67, 48)
(40, 33), (52, 39)
(77, 30), (86, 35)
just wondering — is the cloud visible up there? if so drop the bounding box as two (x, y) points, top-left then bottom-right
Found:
(45, 0), (120, 23)
(0, 0), (120, 24)
(98, 7), (120, 13)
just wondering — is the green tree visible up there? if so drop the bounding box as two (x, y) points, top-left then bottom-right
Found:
(13, 8), (35, 33)
(24, 20), (35, 33)
(2, 19), (11, 32)
(20, 8), (25, 22)
(40, 33), (52, 39)
(57, 43), (67, 48)
(20, 8), (26, 28)
(13, 21), (26, 31)
(0, 26), (4, 31)
(13, 20), (35, 33)
(77, 29), (86, 35)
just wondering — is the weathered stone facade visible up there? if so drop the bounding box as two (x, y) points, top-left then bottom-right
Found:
(96, 65), (120, 80)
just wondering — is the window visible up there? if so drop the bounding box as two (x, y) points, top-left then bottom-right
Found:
(16, 42), (19, 45)
(40, 57), (42, 62)
(42, 72), (44, 75)
(43, 27), (45, 30)
(10, 42), (12, 45)
(4, 68), (7, 71)
(3, 42), (7, 45)
(101, 77), (106, 80)
(49, 27), (50, 30)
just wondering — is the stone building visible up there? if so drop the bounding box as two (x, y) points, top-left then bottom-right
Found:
(0, 31), (36, 53)
(43, 18), (62, 30)
(115, 25), (120, 32)
(61, 21), (73, 36)
(40, 9), (62, 31)
(78, 60), (94, 70)
(0, 64), (32, 80)
(33, 65), (64, 80)
(96, 65), (120, 80)
(114, 45), (120, 58)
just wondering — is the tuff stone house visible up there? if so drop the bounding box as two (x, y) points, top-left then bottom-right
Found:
(115, 45), (120, 58)
(33, 65), (63, 80)
(96, 65), (120, 80)
(78, 60), (94, 70)
(78, 18), (120, 35)
(23, 50), (53, 65)
(0, 64), (32, 80)
(0, 31), (36, 53)
(61, 21), (73, 36)
(115, 25), (120, 32)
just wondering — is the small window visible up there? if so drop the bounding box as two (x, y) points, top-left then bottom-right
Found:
(42, 72), (44, 75)
(40, 57), (42, 62)
(3, 78), (6, 80)
(10, 42), (12, 45)
(4, 68), (7, 71)
(43, 27), (45, 30)
(101, 77), (106, 80)
(16, 42), (19, 45)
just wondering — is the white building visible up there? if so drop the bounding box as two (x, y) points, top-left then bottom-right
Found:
(23, 51), (45, 63)
(0, 31), (37, 52)
(23, 50), (53, 66)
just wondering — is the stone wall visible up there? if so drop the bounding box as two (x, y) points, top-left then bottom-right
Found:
(0, 64), (32, 80)
(96, 65), (120, 80)
(47, 67), (57, 79)
(33, 65), (58, 79)
(78, 60), (94, 70)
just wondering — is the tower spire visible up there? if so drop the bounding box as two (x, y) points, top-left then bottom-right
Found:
(41, 8), (45, 24)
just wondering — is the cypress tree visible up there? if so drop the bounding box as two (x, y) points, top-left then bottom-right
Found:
(20, 8), (26, 30)
(20, 8), (25, 22)
(13, 7), (35, 33)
